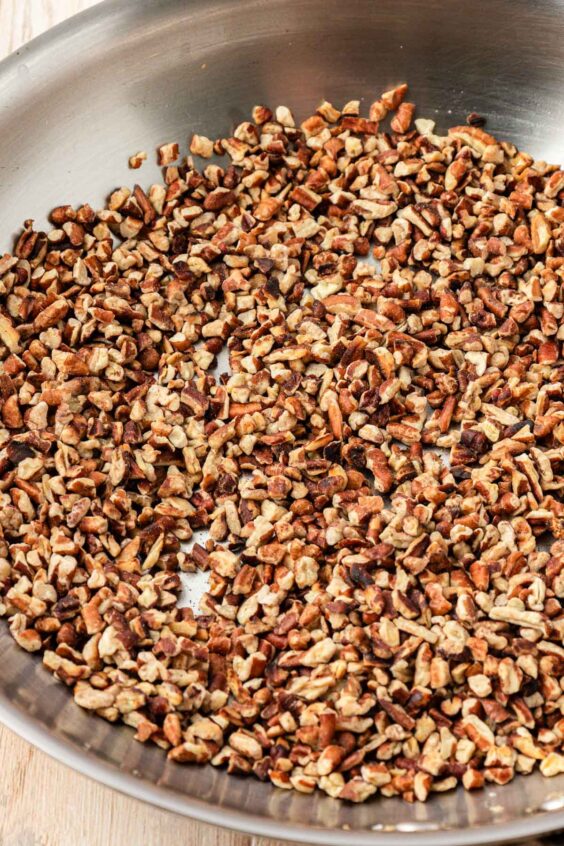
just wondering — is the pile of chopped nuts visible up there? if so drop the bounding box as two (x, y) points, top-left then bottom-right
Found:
(0, 83), (563, 804)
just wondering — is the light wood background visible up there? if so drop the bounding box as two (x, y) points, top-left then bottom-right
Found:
(0, 3), (560, 846)
(0, 2), (281, 845)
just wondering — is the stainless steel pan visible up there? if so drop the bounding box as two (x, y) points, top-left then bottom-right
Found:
(0, 1), (563, 842)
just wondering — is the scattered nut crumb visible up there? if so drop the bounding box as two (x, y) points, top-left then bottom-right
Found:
(128, 150), (147, 169)
(467, 111), (487, 127)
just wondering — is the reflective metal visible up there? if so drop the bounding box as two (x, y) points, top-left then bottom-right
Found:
(0, 0), (563, 842)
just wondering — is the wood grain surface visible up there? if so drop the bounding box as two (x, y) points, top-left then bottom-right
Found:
(0, 4), (560, 846)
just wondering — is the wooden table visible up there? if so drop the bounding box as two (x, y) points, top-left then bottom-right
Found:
(0, 4), (560, 846)
(0, 3), (283, 844)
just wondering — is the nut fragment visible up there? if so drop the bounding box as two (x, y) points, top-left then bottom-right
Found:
(189, 134), (214, 158)
(0, 313), (21, 352)
(157, 142), (180, 166)
(128, 151), (147, 169)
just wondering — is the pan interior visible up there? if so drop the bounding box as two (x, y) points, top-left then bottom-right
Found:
(0, 0), (563, 843)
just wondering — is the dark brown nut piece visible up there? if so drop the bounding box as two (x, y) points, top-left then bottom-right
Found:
(204, 188), (236, 210)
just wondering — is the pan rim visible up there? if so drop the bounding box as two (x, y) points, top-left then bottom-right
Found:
(0, 0), (563, 842)
(1, 688), (563, 845)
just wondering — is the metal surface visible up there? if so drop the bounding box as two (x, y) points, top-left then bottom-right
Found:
(0, 0), (563, 843)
